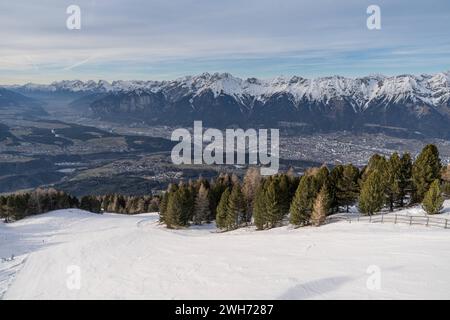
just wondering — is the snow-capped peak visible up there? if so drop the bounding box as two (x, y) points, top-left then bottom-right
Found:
(7, 71), (450, 108)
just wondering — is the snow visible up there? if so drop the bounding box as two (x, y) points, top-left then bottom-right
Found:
(8, 71), (450, 109)
(1, 205), (450, 300)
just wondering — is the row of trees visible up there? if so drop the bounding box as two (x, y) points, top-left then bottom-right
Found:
(1, 144), (446, 227)
(359, 144), (443, 215)
(158, 144), (447, 230)
(0, 189), (160, 222)
(0, 188), (78, 221)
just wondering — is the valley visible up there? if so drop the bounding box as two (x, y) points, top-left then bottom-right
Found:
(2, 72), (450, 196)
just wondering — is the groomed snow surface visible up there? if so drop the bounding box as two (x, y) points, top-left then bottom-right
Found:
(1, 202), (450, 300)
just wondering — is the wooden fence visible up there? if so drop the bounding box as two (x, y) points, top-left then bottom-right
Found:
(326, 212), (449, 229)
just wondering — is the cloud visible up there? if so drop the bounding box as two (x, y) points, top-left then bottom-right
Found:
(0, 0), (449, 83)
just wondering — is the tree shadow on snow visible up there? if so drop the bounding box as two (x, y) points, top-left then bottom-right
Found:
(277, 276), (353, 299)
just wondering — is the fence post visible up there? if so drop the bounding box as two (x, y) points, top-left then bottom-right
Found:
(369, 214), (372, 222)
(381, 213), (384, 223)
(426, 217), (429, 227)
(445, 219), (448, 229)
(394, 214), (397, 224)
(410, 216), (412, 225)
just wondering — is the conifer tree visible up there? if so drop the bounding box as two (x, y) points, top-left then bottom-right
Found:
(178, 182), (194, 225)
(226, 183), (244, 230)
(164, 192), (174, 227)
(265, 179), (282, 228)
(358, 170), (385, 215)
(314, 166), (330, 191)
(290, 175), (316, 226)
(338, 164), (360, 212)
(398, 153), (413, 206)
(193, 183), (211, 224)
(252, 184), (267, 230)
(329, 165), (344, 212)
(412, 144), (441, 203)
(159, 184), (177, 223)
(0, 196), (7, 220)
(80, 196), (101, 213)
(311, 186), (329, 226)
(216, 188), (230, 229)
(278, 174), (291, 216)
(386, 153), (402, 211)
(165, 189), (184, 228)
(422, 179), (444, 215)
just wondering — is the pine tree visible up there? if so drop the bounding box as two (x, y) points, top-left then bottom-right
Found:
(290, 175), (316, 226)
(358, 170), (385, 215)
(278, 174), (291, 217)
(311, 186), (329, 226)
(0, 196), (6, 220)
(193, 183), (211, 224)
(226, 184), (244, 230)
(363, 154), (387, 178)
(80, 196), (92, 212)
(412, 144), (441, 203)
(329, 165), (344, 212)
(178, 182), (194, 225)
(265, 179), (282, 228)
(338, 164), (360, 212)
(159, 184), (177, 223)
(398, 153), (412, 207)
(386, 153), (402, 211)
(165, 189), (184, 228)
(252, 184), (267, 230)
(216, 188), (230, 229)
(422, 179), (444, 215)
(209, 180), (226, 221)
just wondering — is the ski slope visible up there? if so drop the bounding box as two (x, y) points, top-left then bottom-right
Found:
(1, 206), (450, 300)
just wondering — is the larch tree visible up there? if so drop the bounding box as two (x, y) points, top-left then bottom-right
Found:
(311, 185), (329, 226)
(193, 183), (211, 225)
(242, 167), (261, 224)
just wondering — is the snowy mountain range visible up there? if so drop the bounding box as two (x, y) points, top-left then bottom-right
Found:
(11, 71), (450, 107)
(6, 71), (450, 138)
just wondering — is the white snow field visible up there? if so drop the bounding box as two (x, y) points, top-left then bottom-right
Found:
(1, 204), (450, 300)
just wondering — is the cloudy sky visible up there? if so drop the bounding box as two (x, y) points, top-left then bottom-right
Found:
(1, 0), (449, 84)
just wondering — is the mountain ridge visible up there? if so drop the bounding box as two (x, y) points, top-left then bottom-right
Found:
(4, 71), (450, 138)
(6, 71), (450, 109)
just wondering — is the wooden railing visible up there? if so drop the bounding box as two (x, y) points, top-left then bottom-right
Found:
(326, 212), (449, 229)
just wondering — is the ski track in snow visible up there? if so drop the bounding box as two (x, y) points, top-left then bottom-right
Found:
(0, 206), (450, 299)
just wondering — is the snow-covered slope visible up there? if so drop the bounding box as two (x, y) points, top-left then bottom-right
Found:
(1, 205), (450, 300)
